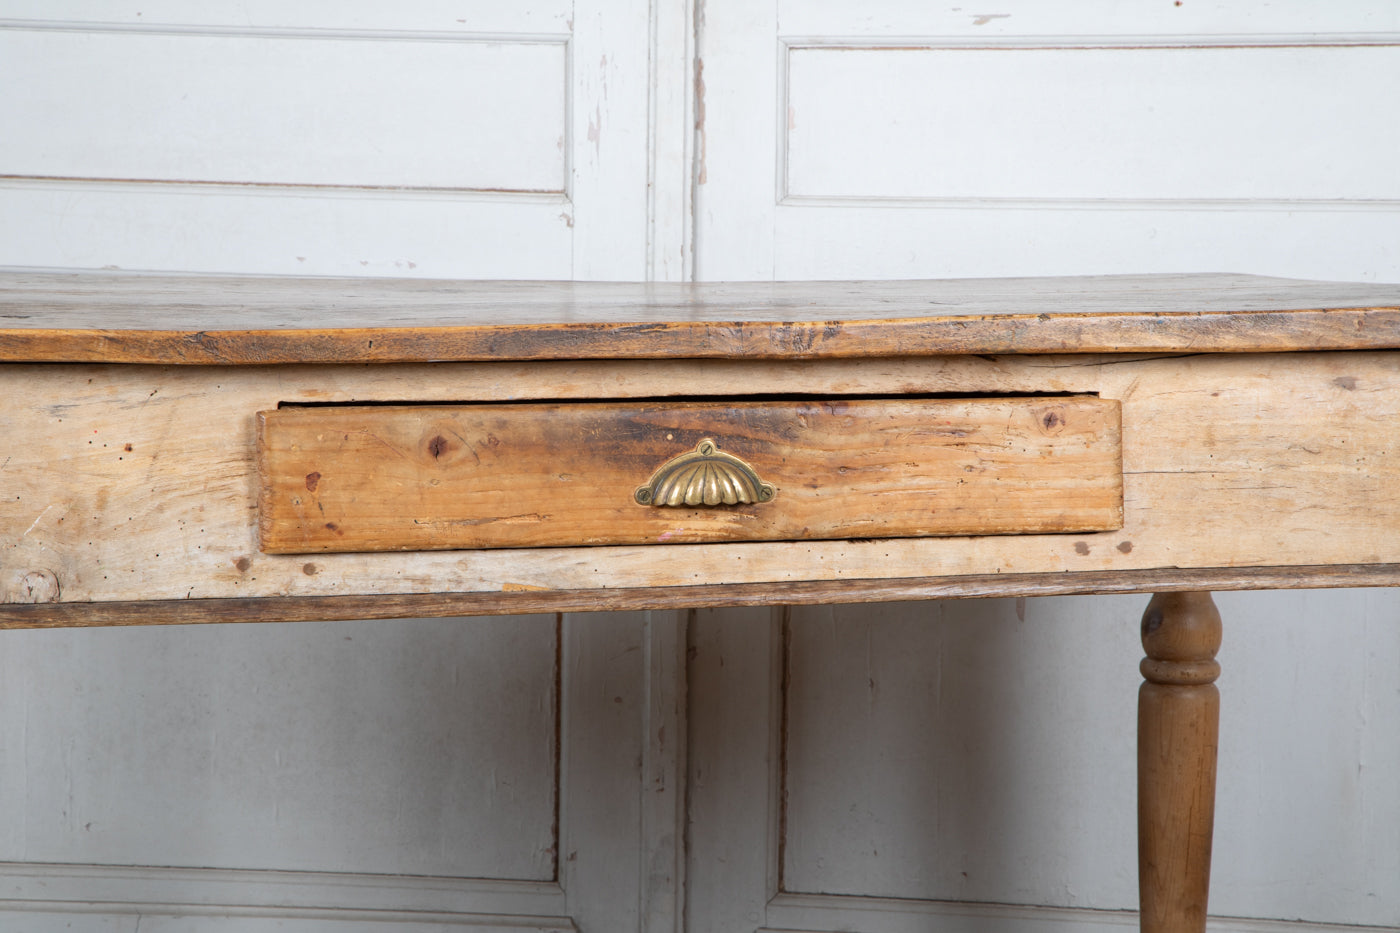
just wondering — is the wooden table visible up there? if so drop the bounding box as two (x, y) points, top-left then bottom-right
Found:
(5, 271), (1400, 931)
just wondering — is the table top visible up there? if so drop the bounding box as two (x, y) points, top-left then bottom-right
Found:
(3, 271), (1400, 363)
(7, 269), (1400, 624)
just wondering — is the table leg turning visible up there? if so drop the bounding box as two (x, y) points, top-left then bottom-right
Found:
(1138, 592), (1222, 933)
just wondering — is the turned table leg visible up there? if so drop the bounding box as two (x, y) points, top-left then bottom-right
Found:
(1138, 592), (1222, 933)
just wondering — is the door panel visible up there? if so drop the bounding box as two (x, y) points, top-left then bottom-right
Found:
(688, 1), (1400, 929)
(0, 610), (686, 932)
(0, 1), (653, 280)
(0, 617), (558, 878)
(0, 2), (685, 929)
(696, 0), (1400, 282)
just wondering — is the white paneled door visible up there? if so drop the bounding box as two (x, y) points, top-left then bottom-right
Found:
(0, 0), (688, 281)
(0, 611), (686, 933)
(687, 2), (1400, 932)
(0, 3), (686, 932)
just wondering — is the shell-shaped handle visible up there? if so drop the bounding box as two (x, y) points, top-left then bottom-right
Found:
(635, 438), (775, 507)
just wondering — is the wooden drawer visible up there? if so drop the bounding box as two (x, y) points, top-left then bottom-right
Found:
(257, 396), (1122, 553)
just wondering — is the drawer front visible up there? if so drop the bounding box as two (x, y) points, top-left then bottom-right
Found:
(257, 397), (1122, 553)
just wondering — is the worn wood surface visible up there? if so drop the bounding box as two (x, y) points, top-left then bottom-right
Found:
(3, 350), (1400, 616)
(4, 563), (1400, 628)
(257, 397), (1122, 552)
(4, 273), (1400, 363)
(1138, 592), (1222, 933)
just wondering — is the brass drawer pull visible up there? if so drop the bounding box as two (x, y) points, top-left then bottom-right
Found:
(635, 438), (775, 507)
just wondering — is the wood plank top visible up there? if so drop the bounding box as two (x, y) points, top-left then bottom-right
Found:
(3, 271), (1400, 363)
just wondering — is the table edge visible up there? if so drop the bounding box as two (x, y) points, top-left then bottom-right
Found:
(6, 563), (1398, 627)
(6, 308), (1400, 362)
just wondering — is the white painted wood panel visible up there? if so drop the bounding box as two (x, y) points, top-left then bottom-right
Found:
(784, 44), (1400, 202)
(0, 863), (571, 917)
(761, 894), (1400, 933)
(0, 617), (559, 879)
(689, 601), (1400, 932)
(0, 30), (567, 192)
(0, 1), (573, 34)
(558, 611), (686, 933)
(691, 0), (778, 281)
(0, 906), (577, 933)
(772, 206), (1400, 283)
(0, 2), (682, 929)
(567, 0), (653, 279)
(684, 608), (784, 933)
(0, 180), (574, 278)
(1210, 589), (1400, 924)
(776, 0), (1400, 38)
(782, 598), (1138, 906)
(0, 0), (659, 280)
(698, 2), (1400, 282)
(0, 610), (685, 932)
(780, 593), (1400, 924)
(692, 1), (1400, 930)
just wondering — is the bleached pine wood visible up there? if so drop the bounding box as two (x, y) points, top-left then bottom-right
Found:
(256, 397), (1121, 552)
(3, 349), (1399, 617)
(4, 273), (1400, 363)
(7, 566), (1400, 628)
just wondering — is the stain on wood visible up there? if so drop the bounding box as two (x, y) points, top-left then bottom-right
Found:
(6, 563), (1400, 629)
(5, 273), (1400, 363)
(256, 397), (1123, 552)
(4, 350), (1400, 610)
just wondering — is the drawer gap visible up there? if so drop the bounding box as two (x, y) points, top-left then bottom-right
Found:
(275, 390), (1098, 409)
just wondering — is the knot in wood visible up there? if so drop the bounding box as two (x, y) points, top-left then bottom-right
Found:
(17, 569), (61, 604)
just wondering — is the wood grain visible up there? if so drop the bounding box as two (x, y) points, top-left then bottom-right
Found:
(257, 398), (1122, 552)
(4, 563), (1399, 628)
(4, 351), (1400, 611)
(4, 272), (1400, 363)
(1138, 592), (1221, 933)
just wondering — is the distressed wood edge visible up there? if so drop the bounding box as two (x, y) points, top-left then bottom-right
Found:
(255, 409), (274, 553)
(6, 564), (1400, 628)
(5, 308), (1400, 363)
